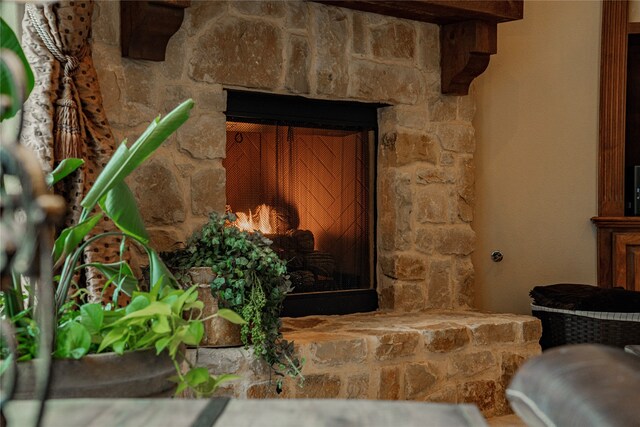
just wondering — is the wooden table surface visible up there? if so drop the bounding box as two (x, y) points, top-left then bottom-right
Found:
(5, 398), (488, 427)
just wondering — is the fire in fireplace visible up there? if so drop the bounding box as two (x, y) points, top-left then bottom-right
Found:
(224, 91), (382, 316)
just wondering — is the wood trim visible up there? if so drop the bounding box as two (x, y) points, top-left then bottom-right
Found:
(629, 22), (640, 34)
(120, 0), (190, 61)
(592, 216), (640, 228)
(613, 232), (640, 287)
(598, 0), (629, 216)
(440, 20), (497, 95)
(315, 0), (523, 25)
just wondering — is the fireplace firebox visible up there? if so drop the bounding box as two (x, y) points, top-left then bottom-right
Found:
(224, 91), (382, 316)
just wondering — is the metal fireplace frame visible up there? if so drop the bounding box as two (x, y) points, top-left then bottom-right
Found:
(225, 90), (383, 317)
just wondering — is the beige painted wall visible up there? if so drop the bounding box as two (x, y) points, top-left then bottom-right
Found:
(473, 0), (601, 314)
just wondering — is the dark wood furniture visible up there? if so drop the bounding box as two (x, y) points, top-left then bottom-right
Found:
(592, 0), (640, 291)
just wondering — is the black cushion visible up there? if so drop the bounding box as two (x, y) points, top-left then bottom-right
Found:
(530, 283), (640, 312)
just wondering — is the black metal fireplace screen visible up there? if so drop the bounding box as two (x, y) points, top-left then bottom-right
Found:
(224, 91), (381, 316)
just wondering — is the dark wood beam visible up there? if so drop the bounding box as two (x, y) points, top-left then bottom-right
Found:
(316, 0), (522, 25)
(121, 0), (190, 61)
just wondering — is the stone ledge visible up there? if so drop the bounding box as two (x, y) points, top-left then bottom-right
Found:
(188, 310), (541, 417)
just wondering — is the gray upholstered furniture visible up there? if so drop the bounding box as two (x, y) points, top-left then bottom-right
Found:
(507, 344), (640, 427)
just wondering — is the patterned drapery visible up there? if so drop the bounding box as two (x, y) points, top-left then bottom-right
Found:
(20, 1), (127, 304)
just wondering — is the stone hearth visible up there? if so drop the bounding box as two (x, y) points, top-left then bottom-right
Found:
(186, 311), (540, 417)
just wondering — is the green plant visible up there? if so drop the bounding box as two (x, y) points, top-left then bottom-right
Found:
(1, 95), (244, 397)
(163, 212), (305, 391)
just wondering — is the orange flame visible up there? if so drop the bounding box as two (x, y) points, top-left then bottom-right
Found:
(231, 204), (274, 234)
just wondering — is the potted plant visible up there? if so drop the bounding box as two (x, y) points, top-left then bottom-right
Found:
(0, 18), (241, 402)
(163, 212), (304, 392)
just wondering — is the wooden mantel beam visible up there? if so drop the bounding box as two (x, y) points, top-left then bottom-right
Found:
(316, 0), (523, 95)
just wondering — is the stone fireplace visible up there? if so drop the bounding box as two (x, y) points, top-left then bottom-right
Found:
(90, 0), (540, 416)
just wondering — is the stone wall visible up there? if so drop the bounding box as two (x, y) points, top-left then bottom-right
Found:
(91, 0), (477, 310)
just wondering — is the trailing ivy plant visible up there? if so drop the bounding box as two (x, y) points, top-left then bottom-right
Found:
(163, 212), (305, 391)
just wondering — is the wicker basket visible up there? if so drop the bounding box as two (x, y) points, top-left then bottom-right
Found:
(531, 304), (640, 350)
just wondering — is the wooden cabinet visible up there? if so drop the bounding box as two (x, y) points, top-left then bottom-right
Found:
(592, 0), (640, 291)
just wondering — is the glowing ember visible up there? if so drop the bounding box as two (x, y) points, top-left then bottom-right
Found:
(231, 204), (274, 234)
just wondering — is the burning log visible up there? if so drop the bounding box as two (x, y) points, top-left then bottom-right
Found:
(304, 250), (335, 277)
(287, 229), (314, 253)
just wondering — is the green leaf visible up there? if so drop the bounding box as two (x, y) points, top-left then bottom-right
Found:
(115, 301), (172, 323)
(79, 303), (104, 335)
(1, 17), (34, 121)
(99, 181), (149, 243)
(182, 320), (204, 346)
(53, 213), (103, 264)
(98, 327), (127, 353)
(81, 99), (194, 210)
(148, 248), (178, 292)
(216, 308), (246, 325)
(46, 158), (84, 186)
(152, 315), (171, 334)
(55, 322), (91, 359)
(125, 294), (151, 315)
(154, 336), (171, 355)
(184, 367), (210, 387)
(88, 261), (138, 297)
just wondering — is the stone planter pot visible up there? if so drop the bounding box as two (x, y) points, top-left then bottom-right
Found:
(10, 348), (176, 399)
(187, 267), (242, 348)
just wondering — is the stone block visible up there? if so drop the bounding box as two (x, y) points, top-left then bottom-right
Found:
(423, 324), (469, 352)
(378, 367), (401, 400)
(314, 7), (349, 97)
(436, 123), (475, 153)
(454, 257), (475, 309)
(231, 1), (285, 18)
(247, 381), (291, 399)
(184, 0), (227, 37)
(92, 0), (119, 46)
(393, 282), (427, 312)
(189, 17), (282, 89)
(521, 319), (542, 342)
(415, 186), (453, 224)
(394, 132), (438, 166)
(404, 363), (438, 399)
(428, 96), (458, 122)
(122, 60), (156, 106)
(418, 23), (439, 72)
(436, 226), (476, 255)
(162, 27), (188, 80)
(458, 157), (475, 203)
(286, 1), (309, 30)
(374, 331), (421, 360)
(426, 258), (453, 309)
(379, 253), (427, 280)
(191, 166), (226, 215)
(352, 13), (367, 54)
(130, 158), (185, 225)
(196, 347), (249, 376)
(458, 86), (476, 122)
(450, 351), (496, 377)
(177, 113), (226, 160)
(458, 380), (497, 416)
(148, 227), (185, 252)
(346, 374), (369, 399)
(471, 323), (516, 346)
(377, 169), (412, 251)
(350, 60), (422, 104)
(310, 338), (367, 366)
(416, 167), (456, 185)
(285, 35), (311, 94)
(371, 22), (416, 60)
(295, 374), (341, 398)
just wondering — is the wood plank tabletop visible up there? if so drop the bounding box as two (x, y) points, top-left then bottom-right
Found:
(4, 398), (488, 427)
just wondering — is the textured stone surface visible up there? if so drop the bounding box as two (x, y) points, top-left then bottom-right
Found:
(184, 1), (227, 36)
(378, 367), (401, 400)
(350, 60), (422, 104)
(346, 374), (369, 399)
(295, 374), (341, 398)
(426, 259), (453, 309)
(310, 338), (367, 366)
(379, 254), (427, 280)
(423, 324), (469, 352)
(371, 22), (416, 60)
(472, 323), (517, 345)
(374, 332), (420, 360)
(177, 113), (225, 160)
(416, 186), (453, 224)
(522, 319), (543, 342)
(189, 18), (282, 89)
(377, 169), (412, 251)
(393, 132), (438, 166)
(459, 380), (498, 416)
(286, 35), (310, 94)
(130, 159), (185, 225)
(314, 7), (349, 96)
(230, 1), (285, 18)
(405, 363), (438, 399)
(191, 167), (226, 215)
